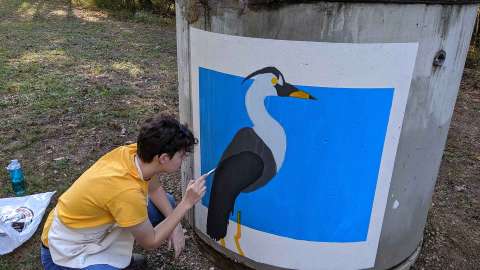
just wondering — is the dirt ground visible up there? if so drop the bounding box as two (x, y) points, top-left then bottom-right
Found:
(0, 1), (478, 269)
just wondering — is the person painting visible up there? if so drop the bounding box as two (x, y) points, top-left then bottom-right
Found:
(40, 115), (207, 270)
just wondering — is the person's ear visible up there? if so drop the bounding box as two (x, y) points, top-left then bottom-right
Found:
(157, 153), (171, 164)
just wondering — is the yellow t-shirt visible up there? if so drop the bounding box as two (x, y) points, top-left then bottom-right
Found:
(41, 144), (148, 247)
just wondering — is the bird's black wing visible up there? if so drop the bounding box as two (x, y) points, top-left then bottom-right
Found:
(206, 151), (263, 241)
(216, 127), (277, 192)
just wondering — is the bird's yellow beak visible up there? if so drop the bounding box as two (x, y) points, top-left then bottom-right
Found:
(289, 90), (315, 100)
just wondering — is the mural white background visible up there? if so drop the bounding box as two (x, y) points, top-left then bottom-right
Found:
(190, 27), (418, 270)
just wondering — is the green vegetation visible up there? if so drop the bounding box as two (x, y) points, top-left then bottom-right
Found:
(73, 0), (175, 16)
(0, 1), (177, 268)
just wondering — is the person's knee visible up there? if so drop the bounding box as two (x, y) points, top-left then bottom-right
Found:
(166, 193), (176, 208)
(147, 193), (176, 226)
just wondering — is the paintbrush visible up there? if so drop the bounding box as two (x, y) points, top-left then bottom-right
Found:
(204, 168), (216, 177)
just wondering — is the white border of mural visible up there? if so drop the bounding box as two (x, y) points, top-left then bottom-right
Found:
(190, 27), (418, 270)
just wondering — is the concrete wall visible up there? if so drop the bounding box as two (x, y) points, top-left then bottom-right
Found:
(177, 1), (478, 269)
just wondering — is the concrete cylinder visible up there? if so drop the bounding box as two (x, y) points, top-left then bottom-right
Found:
(176, 1), (478, 269)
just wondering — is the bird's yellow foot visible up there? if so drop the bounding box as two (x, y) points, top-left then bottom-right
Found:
(219, 238), (226, 247)
(234, 211), (245, 256)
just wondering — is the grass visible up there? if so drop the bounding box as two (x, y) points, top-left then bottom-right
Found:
(466, 45), (480, 69)
(0, 1), (178, 269)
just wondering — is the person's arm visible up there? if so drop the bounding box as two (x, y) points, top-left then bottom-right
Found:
(127, 175), (206, 250)
(126, 200), (188, 250)
(148, 176), (185, 257)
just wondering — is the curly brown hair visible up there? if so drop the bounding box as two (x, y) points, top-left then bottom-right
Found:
(137, 115), (197, 162)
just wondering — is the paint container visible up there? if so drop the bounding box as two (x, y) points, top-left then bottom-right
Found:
(176, 1), (478, 269)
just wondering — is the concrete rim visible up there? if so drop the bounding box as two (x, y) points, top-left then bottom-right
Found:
(195, 228), (423, 270)
(389, 240), (422, 270)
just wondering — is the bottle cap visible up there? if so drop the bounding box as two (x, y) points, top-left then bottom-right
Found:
(6, 159), (21, 170)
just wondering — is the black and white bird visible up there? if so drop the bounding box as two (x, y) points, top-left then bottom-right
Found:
(206, 67), (316, 242)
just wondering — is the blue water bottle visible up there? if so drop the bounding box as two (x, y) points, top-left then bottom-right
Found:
(6, 159), (26, 196)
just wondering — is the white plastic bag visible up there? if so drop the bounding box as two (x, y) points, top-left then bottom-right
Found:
(0, 191), (55, 255)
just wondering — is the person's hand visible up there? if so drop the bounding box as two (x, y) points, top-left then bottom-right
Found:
(168, 224), (185, 258)
(182, 175), (206, 208)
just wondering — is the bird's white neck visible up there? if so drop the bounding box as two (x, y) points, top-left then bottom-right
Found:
(245, 79), (286, 170)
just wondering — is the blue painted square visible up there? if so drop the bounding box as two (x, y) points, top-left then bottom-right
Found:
(199, 67), (393, 242)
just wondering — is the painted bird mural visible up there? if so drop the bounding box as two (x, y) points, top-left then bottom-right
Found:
(206, 67), (316, 252)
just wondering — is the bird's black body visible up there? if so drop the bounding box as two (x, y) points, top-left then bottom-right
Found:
(206, 127), (276, 240)
(206, 66), (315, 242)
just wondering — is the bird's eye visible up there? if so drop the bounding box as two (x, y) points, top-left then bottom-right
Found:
(271, 77), (278, 85)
